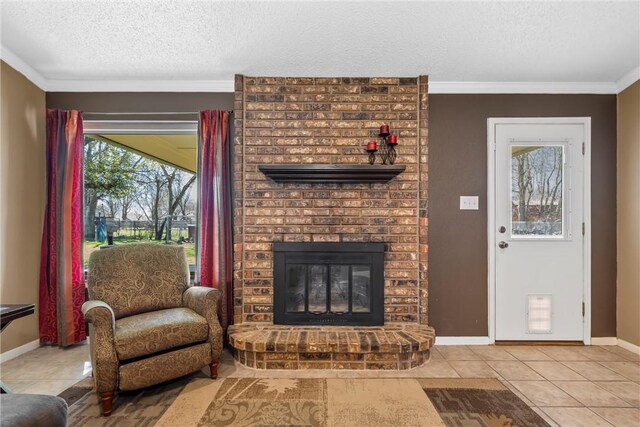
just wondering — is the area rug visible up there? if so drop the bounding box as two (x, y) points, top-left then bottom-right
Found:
(59, 376), (549, 426)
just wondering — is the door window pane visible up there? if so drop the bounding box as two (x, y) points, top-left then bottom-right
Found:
(286, 264), (306, 312)
(308, 265), (327, 313)
(330, 265), (350, 313)
(352, 265), (371, 312)
(511, 145), (564, 237)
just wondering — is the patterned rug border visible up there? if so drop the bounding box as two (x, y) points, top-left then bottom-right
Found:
(59, 375), (549, 427)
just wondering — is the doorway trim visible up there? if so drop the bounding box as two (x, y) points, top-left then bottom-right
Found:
(487, 117), (592, 345)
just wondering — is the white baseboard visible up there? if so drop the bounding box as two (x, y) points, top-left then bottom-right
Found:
(435, 336), (493, 346)
(591, 337), (618, 346)
(434, 336), (640, 351)
(617, 338), (640, 355)
(0, 339), (40, 364)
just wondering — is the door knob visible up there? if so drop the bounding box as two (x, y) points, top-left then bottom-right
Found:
(498, 241), (509, 249)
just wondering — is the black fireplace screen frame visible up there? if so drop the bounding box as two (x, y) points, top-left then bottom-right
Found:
(273, 242), (385, 326)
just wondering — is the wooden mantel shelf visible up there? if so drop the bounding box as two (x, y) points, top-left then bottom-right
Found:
(258, 164), (406, 183)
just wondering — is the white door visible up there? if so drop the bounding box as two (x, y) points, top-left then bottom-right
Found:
(490, 118), (590, 342)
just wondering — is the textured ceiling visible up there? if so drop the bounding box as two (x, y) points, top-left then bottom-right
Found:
(1, 1), (638, 88)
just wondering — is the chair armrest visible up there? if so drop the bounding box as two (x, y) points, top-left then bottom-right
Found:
(82, 301), (116, 331)
(183, 287), (223, 361)
(81, 301), (118, 393)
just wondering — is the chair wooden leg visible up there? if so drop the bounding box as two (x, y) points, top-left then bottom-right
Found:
(100, 392), (114, 416)
(210, 360), (219, 379)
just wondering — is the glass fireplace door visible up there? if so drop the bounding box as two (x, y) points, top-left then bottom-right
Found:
(274, 243), (383, 326)
(284, 263), (372, 316)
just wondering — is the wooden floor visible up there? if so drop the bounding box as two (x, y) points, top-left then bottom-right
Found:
(1, 342), (639, 426)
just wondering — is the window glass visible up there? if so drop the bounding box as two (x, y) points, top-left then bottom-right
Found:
(511, 145), (564, 237)
(83, 135), (197, 269)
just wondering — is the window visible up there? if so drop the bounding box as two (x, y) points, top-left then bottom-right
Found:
(83, 134), (198, 270)
(511, 145), (565, 238)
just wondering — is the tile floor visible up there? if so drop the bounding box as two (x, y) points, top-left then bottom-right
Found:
(1, 343), (638, 426)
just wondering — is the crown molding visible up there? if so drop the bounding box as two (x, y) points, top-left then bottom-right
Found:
(1, 43), (633, 95)
(616, 66), (640, 93)
(0, 45), (48, 90)
(428, 81), (618, 94)
(46, 79), (621, 94)
(45, 78), (235, 92)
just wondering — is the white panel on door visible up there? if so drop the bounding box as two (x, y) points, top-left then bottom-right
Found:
(527, 295), (552, 334)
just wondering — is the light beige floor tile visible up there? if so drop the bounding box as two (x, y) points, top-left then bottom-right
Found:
(553, 381), (631, 407)
(580, 346), (628, 362)
(537, 346), (592, 361)
(429, 348), (444, 361)
(561, 361), (628, 381)
(498, 379), (535, 406)
(525, 361), (587, 380)
(469, 346), (516, 361)
(0, 379), (37, 393)
(510, 381), (581, 407)
(591, 408), (640, 427)
(487, 361), (545, 380)
(435, 345), (482, 361)
(502, 346), (553, 361)
(594, 382), (640, 407)
(5, 340), (638, 426)
(449, 361), (501, 378)
(531, 406), (560, 427)
(2, 379), (81, 395)
(599, 362), (640, 381)
(410, 360), (461, 378)
(601, 346), (640, 363)
(326, 379), (445, 427)
(541, 407), (613, 427)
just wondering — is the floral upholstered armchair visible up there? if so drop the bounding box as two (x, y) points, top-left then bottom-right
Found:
(81, 243), (222, 416)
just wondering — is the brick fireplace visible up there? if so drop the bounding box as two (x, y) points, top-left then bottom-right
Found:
(228, 75), (434, 369)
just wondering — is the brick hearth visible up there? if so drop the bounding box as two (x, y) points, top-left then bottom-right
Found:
(230, 75), (433, 369)
(228, 324), (435, 370)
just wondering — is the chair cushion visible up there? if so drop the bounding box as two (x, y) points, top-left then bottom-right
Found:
(114, 307), (208, 361)
(87, 244), (190, 319)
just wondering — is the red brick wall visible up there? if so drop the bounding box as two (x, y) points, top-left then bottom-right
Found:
(233, 76), (429, 325)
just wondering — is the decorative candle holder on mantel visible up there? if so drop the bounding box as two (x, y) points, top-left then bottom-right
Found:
(367, 124), (398, 165)
(366, 140), (378, 165)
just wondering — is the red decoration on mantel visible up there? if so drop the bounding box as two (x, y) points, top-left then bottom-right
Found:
(367, 125), (398, 165)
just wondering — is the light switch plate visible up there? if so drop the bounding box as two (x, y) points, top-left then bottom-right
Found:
(460, 196), (479, 210)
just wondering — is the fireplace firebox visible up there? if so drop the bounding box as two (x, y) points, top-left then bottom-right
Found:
(273, 242), (384, 326)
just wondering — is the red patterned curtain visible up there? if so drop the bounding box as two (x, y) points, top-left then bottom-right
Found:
(198, 110), (233, 329)
(39, 110), (86, 346)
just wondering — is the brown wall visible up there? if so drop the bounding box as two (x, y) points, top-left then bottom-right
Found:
(616, 81), (640, 346)
(46, 92), (234, 120)
(233, 76), (429, 325)
(42, 89), (620, 338)
(0, 61), (46, 353)
(429, 94), (617, 337)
